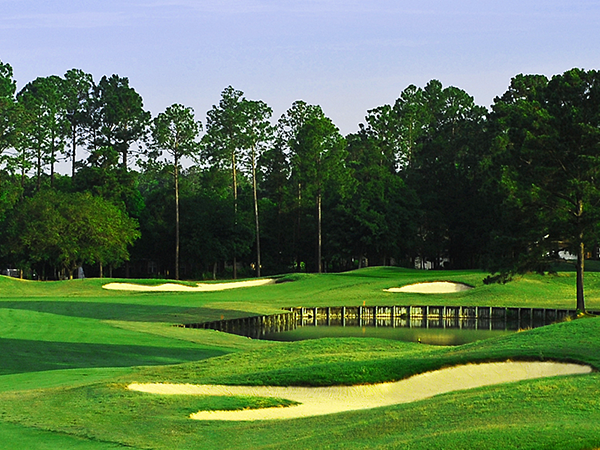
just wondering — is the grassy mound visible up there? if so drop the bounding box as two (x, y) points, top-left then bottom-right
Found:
(1, 268), (600, 449)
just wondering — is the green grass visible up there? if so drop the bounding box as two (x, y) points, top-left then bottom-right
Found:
(0, 422), (123, 450)
(1, 267), (600, 449)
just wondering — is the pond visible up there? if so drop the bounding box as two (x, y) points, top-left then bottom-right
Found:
(260, 323), (514, 346)
(184, 306), (577, 346)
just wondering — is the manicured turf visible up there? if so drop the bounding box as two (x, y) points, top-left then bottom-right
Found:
(1, 268), (599, 449)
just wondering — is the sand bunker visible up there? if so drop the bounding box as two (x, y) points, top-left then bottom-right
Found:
(102, 278), (275, 292)
(385, 281), (472, 294)
(128, 361), (591, 421)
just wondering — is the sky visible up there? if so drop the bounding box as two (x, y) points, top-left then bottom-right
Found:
(2, 0), (600, 139)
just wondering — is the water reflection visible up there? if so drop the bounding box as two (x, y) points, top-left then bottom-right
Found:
(260, 324), (512, 346)
(184, 305), (579, 346)
(262, 316), (520, 345)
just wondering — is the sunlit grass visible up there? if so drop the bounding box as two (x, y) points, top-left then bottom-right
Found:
(1, 268), (600, 449)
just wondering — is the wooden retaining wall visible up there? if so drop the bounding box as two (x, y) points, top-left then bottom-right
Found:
(290, 306), (598, 331)
(179, 306), (599, 338)
(179, 311), (297, 339)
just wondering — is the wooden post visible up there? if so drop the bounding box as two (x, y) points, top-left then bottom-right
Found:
(530, 308), (533, 329)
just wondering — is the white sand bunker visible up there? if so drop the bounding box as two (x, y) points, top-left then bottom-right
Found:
(102, 278), (275, 292)
(385, 281), (472, 294)
(128, 361), (591, 421)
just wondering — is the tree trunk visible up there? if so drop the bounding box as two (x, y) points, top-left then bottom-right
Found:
(577, 240), (585, 312)
(50, 149), (55, 188)
(295, 182), (302, 271)
(317, 191), (322, 274)
(251, 143), (261, 277)
(37, 145), (42, 191)
(50, 129), (55, 188)
(20, 150), (26, 198)
(122, 123), (129, 170)
(232, 147), (238, 279)
(576, 199), (586, 312)
(99, 262), (103, 278)
(72, 125), (77, 178)
(175, 158), (180, 280)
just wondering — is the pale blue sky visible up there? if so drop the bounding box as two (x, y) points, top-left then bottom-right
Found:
(2, 0), (599, 135)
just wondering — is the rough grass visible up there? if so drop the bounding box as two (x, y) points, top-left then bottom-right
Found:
(1, 268), (600, 449)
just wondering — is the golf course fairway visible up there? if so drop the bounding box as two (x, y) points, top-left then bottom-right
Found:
(1, 267), (600, 449)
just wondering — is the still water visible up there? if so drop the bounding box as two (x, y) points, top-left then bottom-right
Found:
(260, 323), (514, 346)
(188, 307), (570, 346)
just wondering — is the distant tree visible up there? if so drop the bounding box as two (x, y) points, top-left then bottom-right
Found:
(259, 140), (292, 273)
(291, 115), (347, 273)
(63, 69), (94, 177)
(202, 87), (245, 278)
(132, 162), (175, 277)
(0, 61), (21, 222)
(366, 80), (489, 268)
(238, 98), (273, 277)
(3, 190), (140, 279)
(150, 103), (202, 280)
(73, 76), (147, 222)
(277, 101), (325, 270)
(365, 84), (427, 171)
(406, 81), (489, 268)
(0, 60), (17, 168)
(17, 76), (68, 189)
(338, 129), (419, 268)
(202, 86), (270, 278)
(490, 69), (600, 312)
(94, 75), (150, 170)
(179, 166), (253, 279)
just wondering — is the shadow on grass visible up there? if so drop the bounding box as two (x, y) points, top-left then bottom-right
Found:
(0, 301), (253, 323)
(0, 338), (228, 375)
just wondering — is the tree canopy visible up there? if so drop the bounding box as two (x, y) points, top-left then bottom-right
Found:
(490, 69), (600, 311)
(1, 60), (600, 311)
(2, 189), (140, 279)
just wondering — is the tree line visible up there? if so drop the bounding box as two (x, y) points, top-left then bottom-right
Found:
(1, 60), (599, 309)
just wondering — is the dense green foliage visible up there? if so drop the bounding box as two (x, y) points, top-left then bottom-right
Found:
(489, 69), (600, 310)
(0, 268), (600, 449)
(1, 59), (600, 306)
(2, 190), (140, 279)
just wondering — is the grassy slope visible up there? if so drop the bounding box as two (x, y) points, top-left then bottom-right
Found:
(1, 268), (600, 449)
(2, 321), (600, 449)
